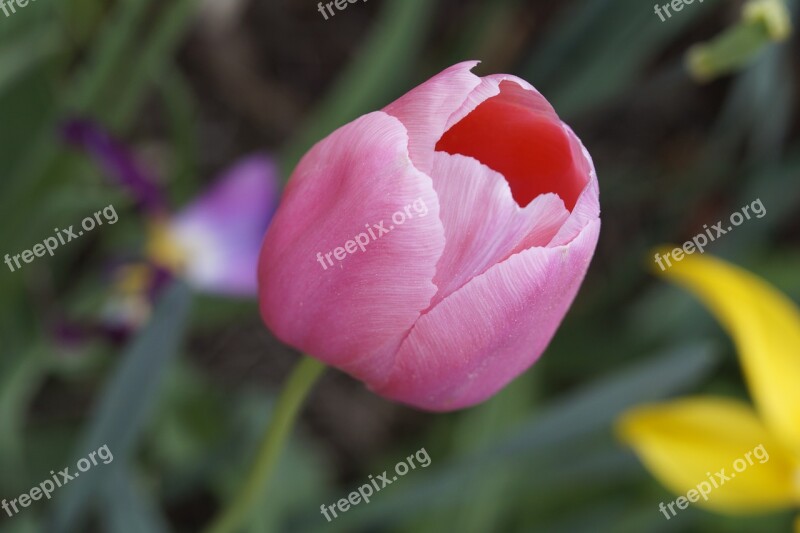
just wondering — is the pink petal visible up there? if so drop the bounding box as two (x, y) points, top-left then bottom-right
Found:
(373, 219), (600, 411)
(443, 73), (557, 132)
(549, 125), (600, 246)
(258, 112), (446, 381)
(170, 155), (279, 296)
(428, 151), (569, 306)
(383, 61), (482, 174)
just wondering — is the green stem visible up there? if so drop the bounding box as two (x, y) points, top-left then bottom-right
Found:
(205, 356), (326, 533)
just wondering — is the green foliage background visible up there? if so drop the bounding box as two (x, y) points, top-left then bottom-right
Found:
(0, 0), (798, 531)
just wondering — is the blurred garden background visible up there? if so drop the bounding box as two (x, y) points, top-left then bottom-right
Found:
(0, 0), (798, 531)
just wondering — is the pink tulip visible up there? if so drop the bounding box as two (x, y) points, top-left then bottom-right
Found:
(258, 61), (600, 411)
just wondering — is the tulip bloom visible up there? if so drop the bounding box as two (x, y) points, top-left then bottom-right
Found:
(259, 61), (600, 411)
(618, 252), (800, 527)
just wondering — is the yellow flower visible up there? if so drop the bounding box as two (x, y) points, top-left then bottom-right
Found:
(617, 250), (800, 527)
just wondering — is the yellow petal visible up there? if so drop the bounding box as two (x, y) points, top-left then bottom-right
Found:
(617, 397), (799, 513)
(652, 249), (800, 455)
(795, 515), (800, 533)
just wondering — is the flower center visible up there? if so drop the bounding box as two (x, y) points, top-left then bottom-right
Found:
(145, 218), (190, 274)
(435, 81), (587, 210)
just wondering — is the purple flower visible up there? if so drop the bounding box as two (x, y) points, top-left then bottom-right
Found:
(57, 118), (280, 343)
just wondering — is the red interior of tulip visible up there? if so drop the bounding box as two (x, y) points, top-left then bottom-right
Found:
(435, 82), (586, 210)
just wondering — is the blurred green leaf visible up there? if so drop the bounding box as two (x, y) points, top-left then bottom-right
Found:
(66, 0), (154, 112)
(0, 0), (158, 248)
(205, 390), (331, 533)
(50, 282), (192, 532)
(523, 0), (722, 117)
(100, 467), (171, 533)
(148, 362), (227, 484)
(416, 370), (537, 533)
(0, 25), (60, 99)
(0, 346), (47, 495)
(710, 35), (794, 161)
(280, 0), (435, 173)
(314, 343), (720, 530)
(157, 71), (199, 204)
(107, 0), (197, 128)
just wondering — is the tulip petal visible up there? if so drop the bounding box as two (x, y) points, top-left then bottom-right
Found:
(168, 155), (279, 296)
(374, 218), (600, 411)
(656, 252), (800, 455)
(617, 397), (800, 512)
(428, 151), (569, 306)
(383, 61), (482, 174)
(548, 125), (600, 246)
(436, 78), (588, 210)
(258, 112), (446, 380)
(443, 73), (554, 131)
